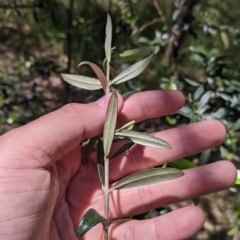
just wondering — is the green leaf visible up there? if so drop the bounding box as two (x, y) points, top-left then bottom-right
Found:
(190, 51), (208, 63)
(194, 85), (205, 100)
(184, 78), (200, 87)
(220, 31), (230, 49)
(61, 74), (102, 90)
(199, 149), (211, 165)
(76, 208), (108, 237)
(235, 170), (240, 185)
(115, 131), (171, 149)
(211, 108), (228, 119)
(103, 91), (118, 158)
(111, 168), (184, 190)
(231, 80), (240, 89)
(165, 116), (176, 126)
(169, 159), (197, 170)
(232, 118), (240, 131)
(218, 93), (231, 101)
(116, 120), (135, 132)
(110, 142), (135, 161)
(79, 61), (108, 92)
(122, 91), (139, 98)
(192, 197), (200, 206)
(153, 46), (160, 54)
(111, 54), (153, 85)
(178, 106), (193, 119)
(198, 90), (212, 109)
(102, 58), (108, 73)
(199, 105), (210, 115)
(119, 47), (153, 62)
(81, 137), (98, 165)
(97, 139), (105, 185)
(105, 14), (112, 64)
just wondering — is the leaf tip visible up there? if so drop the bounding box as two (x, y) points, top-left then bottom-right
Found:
(78, 61), (84, 67)
(75, 208), (107, 237)
(112, 90), (118, 98)
(167, 143), (172, 149)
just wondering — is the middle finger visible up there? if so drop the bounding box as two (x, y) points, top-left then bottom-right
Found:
(109, 120), (226, 182)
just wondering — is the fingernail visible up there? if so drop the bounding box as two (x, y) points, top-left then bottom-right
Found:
(96, 94), (111, 108)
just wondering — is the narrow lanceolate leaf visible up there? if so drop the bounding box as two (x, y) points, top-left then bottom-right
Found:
(61, 74), (102, 90)
(76, 208), (108, 237)
(198, 90), (212, 109)
(105, 14), (112, 64)
(116, 120), (135, 132)
(97, 139), (105, 185)
(119, 47), (153, 62)
(110, 142), (135, 161)
(153, 46), (160, 54)
(111, 54), (153, 85)
(103, 91), (118, 158)
(122, 91), (139, 98)
(169, 159), (197, 170)
(79, 61), (108, 92)
(111, 168), (184, 190)
(115, 131), (171, 149)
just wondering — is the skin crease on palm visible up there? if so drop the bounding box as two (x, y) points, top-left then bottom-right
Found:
(0, 90), (236, 240)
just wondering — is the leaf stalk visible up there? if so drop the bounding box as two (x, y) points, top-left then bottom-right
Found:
(104, 157), (110, 239)
(106, 63), (111, 93)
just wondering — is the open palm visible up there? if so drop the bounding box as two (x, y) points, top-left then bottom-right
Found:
(0, 90), (236, 240)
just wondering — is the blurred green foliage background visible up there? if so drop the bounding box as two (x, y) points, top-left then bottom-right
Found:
(0, 0), (240, 239)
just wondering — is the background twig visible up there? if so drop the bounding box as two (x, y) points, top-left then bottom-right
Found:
(152, 0), (167, 25)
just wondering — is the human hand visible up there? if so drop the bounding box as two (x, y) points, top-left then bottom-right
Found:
(0, 90), (236, 240)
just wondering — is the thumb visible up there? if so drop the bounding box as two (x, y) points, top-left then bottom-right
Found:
(0, 93), (124, 168)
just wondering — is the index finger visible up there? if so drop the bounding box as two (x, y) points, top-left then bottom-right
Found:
(118, 90), (184, 125)
(0, 90), (184, 169)
(0, 94), (124, 168)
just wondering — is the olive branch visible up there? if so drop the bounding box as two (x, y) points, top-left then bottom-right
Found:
(61, 14), (184, 240)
